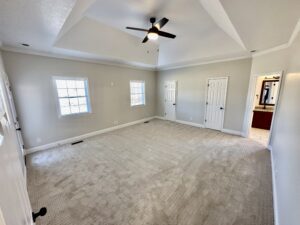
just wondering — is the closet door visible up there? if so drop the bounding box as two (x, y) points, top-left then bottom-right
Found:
(205, 77), (228, 130)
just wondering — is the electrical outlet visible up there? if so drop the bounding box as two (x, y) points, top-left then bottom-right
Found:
(36, 137), (41, 143)
(189, 117), (193, 121)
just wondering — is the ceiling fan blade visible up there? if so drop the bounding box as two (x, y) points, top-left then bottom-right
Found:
(154, 17), (169, 29)
(142, 36), (149, 43)
(126, 27), (148, 32)
(157, 31), (176, 39)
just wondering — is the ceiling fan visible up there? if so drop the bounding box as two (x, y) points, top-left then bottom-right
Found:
(126, 17), (176, 43)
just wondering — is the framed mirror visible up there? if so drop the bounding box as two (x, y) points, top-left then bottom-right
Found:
(259, 80), (279, 106)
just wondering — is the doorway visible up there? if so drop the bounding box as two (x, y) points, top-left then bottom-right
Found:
(204, 77), (228, 131)
(164, 81), (177, 121)
(245, 72), (282, 147)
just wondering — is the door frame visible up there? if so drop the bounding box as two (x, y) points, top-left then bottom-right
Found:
(164, 80), (177, 121)
(204, 76), (229, 130)
(242, 71), (283, 149)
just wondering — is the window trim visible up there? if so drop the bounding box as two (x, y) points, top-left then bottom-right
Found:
(130, 80), (146, 107)
(53, 76), (92, 117)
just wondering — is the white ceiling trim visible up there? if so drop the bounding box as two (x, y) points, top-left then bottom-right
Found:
(0, 46), (157, 71)
(157, 55), (251, 71)
(253, 19), (300, 57)
(199, 0), (247, 50)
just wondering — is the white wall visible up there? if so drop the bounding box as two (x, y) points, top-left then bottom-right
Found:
(0, 51), (32, 225)
(157, 58), (252, 132)
(2, 51), (157, 149)
(250, 35), (300, 225)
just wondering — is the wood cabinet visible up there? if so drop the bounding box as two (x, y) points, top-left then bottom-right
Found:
(252, 110), (273, 130)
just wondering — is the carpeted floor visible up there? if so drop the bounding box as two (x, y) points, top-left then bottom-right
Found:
(27, 119), (274, 225)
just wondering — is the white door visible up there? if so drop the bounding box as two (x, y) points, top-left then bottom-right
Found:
(205, 77), (228, 130)
(164, 81), (177, 121)
(0, 73), (33, 225)
(2, 74), (25, 176)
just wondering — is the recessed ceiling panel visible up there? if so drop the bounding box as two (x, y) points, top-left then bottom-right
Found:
(55, 17), (159, 66)
(220, 0), (300, 51)
(85, 0), (247, 66)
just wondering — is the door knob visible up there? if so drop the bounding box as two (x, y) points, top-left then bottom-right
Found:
(32, 207), (47, 222)
(220, 107), (224, 110)
(173, 103), (176, 106)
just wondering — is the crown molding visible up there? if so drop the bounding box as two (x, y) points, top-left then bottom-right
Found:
(157, 55), (251, 71)
(0, 46), (158, 72)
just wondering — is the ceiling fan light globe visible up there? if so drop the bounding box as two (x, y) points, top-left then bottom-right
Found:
(147, 32), (158, 40)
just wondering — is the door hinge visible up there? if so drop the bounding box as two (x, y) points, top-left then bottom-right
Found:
(205, 119), (207, 122)
(207, 83), (210, 87)
(165, 112), (167, 115)
(206, 102), (208, 105)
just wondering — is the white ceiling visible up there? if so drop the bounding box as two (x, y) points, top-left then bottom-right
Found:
(0, 0), (299, 69)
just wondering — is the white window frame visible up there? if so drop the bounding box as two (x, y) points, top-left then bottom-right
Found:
(53, 76), (92, 117)
(130, 80), (146, 107)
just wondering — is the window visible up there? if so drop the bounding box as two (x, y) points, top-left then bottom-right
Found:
(130, 80), (145, 106)
(54, 77), (91, 116)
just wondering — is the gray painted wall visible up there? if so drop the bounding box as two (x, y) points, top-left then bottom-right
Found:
(2, 51), (157, 149)
(251, 35), (300, 225)
(157, 59), (252, 132)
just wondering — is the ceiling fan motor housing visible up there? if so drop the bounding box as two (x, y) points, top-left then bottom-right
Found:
(150, 17), (156, 24)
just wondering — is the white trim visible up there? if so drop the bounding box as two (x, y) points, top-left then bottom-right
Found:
(25, 116), (155, 155)
(154, 116), (165, 120)
(175, 119), (204, 128)
(268, 145), (273, 151)
(158, 55), (250, 71)
(155, 116), (242, 136)
(221, 128), (242, 136)
(0, 46), (157, 71)
(271, 150), (280, 225)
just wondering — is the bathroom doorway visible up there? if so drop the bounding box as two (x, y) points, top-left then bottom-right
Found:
(244, 72), (283, 148)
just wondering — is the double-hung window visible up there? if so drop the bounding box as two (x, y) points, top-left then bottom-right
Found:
(54, 77), (91, 116)
(130, 80), (145, 106)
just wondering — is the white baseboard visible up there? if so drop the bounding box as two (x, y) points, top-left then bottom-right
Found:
(154, 116), (204, 128)
(25, 117), (155, 155)
(155, 116), (242, 135)
(271, 150), (279, 225)
(221, 128), (243, 136)
(175, 119), (204, 128)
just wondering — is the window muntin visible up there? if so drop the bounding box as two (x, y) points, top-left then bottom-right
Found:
(130, 81), (145, 106)
(54, 78), (91, 116)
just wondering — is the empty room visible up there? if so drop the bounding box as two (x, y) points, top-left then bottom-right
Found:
(0, 0), (300, 225)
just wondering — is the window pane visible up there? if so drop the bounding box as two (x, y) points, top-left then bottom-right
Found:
(56, 80), (67, 88)
(76, 80), (85, 88)
(79, 105), (87, 113)
(61, 106), (71, 115)
(59, 98), (69, 107)
(130, 81), (145, 106)
(69, 98), (79, 106)
(68, 88), (77, 97)
(57, 89), (68, 97)
(78, 97), (87, 105)
(77, 88), (85, 96)
(67, 80), (76, 88)
(55, 78), (90, 116)
(70, 106), (79, 113)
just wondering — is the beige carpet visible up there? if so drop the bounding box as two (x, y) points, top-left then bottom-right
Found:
(27, 119), (274, 225)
